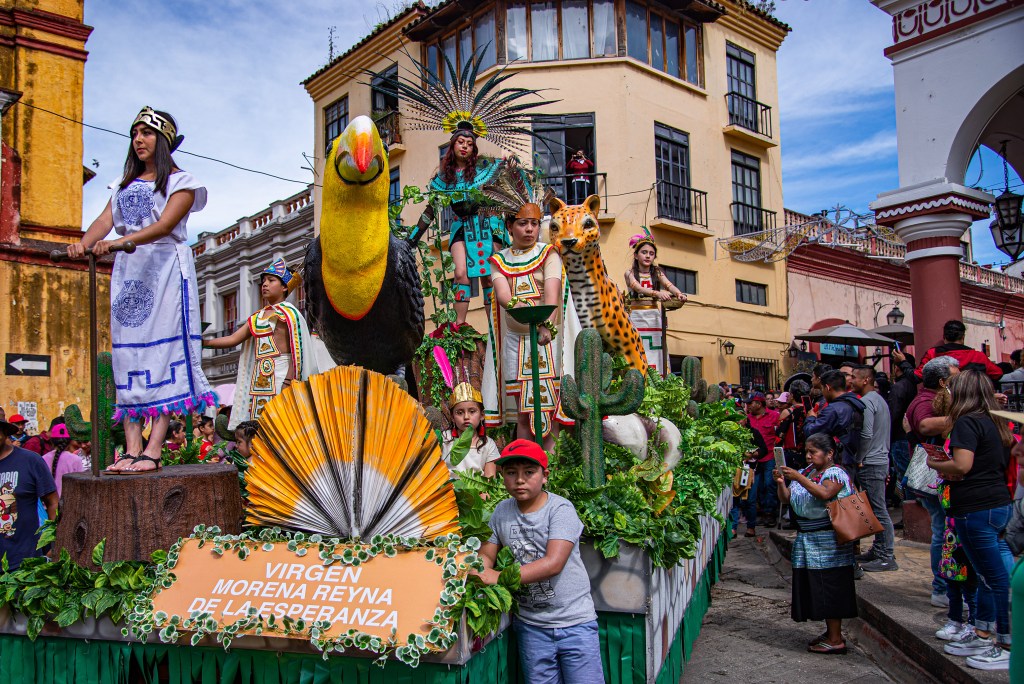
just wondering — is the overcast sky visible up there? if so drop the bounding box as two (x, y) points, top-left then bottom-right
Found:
(78, 0), (1016, 265)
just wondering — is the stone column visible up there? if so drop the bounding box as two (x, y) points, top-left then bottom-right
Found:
(872, 185), (992, 351)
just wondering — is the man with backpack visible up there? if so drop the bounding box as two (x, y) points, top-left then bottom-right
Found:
(803, 370), (866, 480)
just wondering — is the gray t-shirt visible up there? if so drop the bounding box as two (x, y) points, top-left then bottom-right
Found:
(487, 492), (597, 628)
(859, 390), (891, 466)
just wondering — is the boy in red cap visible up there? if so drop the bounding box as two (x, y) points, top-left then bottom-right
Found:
(473, 439), (602, 681)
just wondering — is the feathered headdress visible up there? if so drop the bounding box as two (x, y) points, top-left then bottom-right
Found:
(481, 156), (552, 219)
(629, 226), (656, 252)
(433, 346), (483, 407)
(369, 44), (557, 154)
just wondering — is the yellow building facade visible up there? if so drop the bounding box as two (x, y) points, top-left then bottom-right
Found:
(0, 0), (105, 430)
(304, 0), (791, 387)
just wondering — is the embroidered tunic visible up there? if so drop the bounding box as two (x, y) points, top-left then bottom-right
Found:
(790, 465), (856, 570)
(108, 172), (217, 420)
(626, 271), (664, 375)
(481, 243), (581, 436)
(228, 302), (319, 429)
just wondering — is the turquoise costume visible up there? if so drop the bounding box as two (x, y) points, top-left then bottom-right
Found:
(429, 158), (508, 293)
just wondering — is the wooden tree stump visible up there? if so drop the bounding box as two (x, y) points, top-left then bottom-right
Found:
(55, 463), (244, 566)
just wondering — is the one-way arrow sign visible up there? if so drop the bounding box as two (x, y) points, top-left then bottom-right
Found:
(5, 353), (51, 377)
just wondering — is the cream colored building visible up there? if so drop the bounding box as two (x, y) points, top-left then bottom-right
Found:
(303, 0), (790, 387)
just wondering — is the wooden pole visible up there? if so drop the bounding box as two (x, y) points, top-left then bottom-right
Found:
(50, 242), (136, 475)
(661, 303), (669, 379)
(88, 253), (100, 476)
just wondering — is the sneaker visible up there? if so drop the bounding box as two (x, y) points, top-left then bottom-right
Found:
(966, 645), (1010, 670)
(944, 633), (994, 657)
(935, 620), (971, 641)
(855, 549), (878, 563)
(860, 557), (899, 572)
(853, 565), (864, 580)
(931, 592), (950, 608)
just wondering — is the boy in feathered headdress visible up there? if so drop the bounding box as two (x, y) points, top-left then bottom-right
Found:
(203, 258), (319, 428)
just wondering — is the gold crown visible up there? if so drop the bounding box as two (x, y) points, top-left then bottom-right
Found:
(449, 382), (483, 407)
(131, 106), (177, 148)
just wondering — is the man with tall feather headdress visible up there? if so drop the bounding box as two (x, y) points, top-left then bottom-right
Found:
(203, 258), (320, 428)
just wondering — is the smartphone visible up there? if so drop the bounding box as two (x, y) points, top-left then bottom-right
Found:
(894, 341), (902, 352)
(801, 396), (812, 412)
(920, 442), (951, 461)
(773, 447), (786, 474)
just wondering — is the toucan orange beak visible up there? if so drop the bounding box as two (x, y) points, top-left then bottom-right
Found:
(352, 129), (373, 174)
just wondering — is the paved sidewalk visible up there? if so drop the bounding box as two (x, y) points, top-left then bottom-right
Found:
(771, 529), (1008, 684)
(682, 531), (896, 683)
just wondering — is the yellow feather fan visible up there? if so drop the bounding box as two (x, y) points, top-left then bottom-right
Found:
(245, 365), (460, 540)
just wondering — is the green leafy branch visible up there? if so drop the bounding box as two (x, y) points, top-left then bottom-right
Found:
(0, 539), (156, 640)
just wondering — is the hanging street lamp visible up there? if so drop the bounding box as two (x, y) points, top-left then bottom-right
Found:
(991, 140), (1024, 261)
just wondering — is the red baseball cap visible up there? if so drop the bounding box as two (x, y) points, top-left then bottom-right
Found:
(7, 414), (26, 424)
(495, 439), (549, 469)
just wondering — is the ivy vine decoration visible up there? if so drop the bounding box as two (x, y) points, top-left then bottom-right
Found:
(127, 526), (486, 668)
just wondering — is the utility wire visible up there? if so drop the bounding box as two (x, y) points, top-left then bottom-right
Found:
(14, 100), (312, 185)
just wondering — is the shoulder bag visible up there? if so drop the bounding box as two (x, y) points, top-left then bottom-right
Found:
(827, 489), (883, 545)
(905, 443), (941, 494)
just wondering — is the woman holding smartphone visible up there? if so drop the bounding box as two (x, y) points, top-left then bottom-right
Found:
(775, 433), (858, 654)
(926, 370), (1014, 671)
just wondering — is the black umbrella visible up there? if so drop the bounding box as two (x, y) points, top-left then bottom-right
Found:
(795, 323), (897, 347)
(869, 323), (914, 346)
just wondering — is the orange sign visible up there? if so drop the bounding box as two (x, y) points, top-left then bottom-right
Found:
(151, 540), (454, 641)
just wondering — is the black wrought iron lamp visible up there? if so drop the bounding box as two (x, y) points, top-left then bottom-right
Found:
(991, 140), (1024, 261)
(718, 339), (735, 355)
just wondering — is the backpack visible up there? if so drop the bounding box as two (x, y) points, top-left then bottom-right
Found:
(831, 395), (865, 466)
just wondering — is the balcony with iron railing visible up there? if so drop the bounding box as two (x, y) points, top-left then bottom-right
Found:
(654, 180), (708, 229)
(724, 92), (775, 147)
(731, 201), (777, 236)
(543, 172), (609, 211)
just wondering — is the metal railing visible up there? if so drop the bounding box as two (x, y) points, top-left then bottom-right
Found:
(373, 110), (403, 147)
(655, 180), (708, 228)
(726, 92), (773, 139)
(731, 201), (777, 236)
(543, 172), (608, 210)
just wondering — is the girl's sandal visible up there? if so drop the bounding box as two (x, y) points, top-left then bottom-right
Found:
(807, 640), (847, 655)
(103, 454), (136, 475)
(119, 454), (162, 475)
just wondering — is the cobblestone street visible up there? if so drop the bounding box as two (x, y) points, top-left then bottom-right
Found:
(682, 532), (896, 683)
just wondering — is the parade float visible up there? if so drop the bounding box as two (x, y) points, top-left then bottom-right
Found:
(0, 59), (746, 682)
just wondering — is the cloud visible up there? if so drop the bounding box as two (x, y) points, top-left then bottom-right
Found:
(80, 1), (400, 240)
(784, 130), (897, 174)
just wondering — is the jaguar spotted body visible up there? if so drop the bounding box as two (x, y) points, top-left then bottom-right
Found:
(549, 195), (649, 376)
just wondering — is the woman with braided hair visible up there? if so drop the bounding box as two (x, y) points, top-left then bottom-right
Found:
(41, 424), (85, 499)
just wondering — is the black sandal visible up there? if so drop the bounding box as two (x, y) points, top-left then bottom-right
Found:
(103, 454), (137, 475)
(119, 454), (162, 475)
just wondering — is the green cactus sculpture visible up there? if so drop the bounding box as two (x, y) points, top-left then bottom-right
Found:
(692, 377), (708, 403)
(705, 383), (724, 404)
(561, 329), (645, 486)
(215, 413), (235, 441)
(63, 352), (122, 469)
(686, 399), (700, 419)
(680, 356), (702, 387)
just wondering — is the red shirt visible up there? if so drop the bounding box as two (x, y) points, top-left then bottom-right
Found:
(747, 409), (780, 461)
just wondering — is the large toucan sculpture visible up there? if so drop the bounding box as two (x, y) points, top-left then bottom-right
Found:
(303, 116), (424, 378)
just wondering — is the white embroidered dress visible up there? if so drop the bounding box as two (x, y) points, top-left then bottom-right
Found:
(108, 171), (217, 420)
